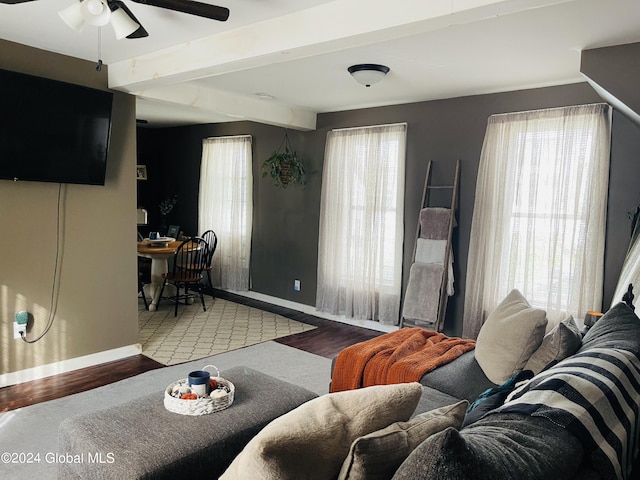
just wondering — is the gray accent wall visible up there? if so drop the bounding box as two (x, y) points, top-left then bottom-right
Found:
(138, 82), (640, 337)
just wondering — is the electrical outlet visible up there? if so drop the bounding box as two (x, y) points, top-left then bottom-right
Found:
(294, 279), (301, 291)
(13, 322), (23, 340)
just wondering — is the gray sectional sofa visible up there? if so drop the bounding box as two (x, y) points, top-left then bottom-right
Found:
(220, 294), (639, 479)
(395, 300), (640, 480)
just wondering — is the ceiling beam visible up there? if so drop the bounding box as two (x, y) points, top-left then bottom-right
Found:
(136, 83), (317, 130)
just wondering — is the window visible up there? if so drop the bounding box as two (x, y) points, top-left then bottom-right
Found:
(464, 104), (611, 338)
(198, 135), (253, 291)
(316, 123), (407, 325)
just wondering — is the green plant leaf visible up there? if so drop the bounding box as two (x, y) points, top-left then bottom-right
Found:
(262, 142), (306, 188)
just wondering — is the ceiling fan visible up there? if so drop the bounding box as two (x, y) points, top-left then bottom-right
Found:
(0, 0), (229, 39)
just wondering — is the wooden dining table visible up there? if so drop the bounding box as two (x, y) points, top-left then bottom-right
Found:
(137, 239), (182, 311)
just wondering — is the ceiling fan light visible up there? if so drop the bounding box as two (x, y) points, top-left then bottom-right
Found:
(58, 2), (85, 32)
(81, 0), (111, 27)
(110, 8), (140, 40)
(348, 64), (390, 87)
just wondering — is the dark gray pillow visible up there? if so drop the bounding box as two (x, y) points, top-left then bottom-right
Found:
(392, 413), (584, 480)
(580, 302), (640, 355)
(523, 316), (582, 375)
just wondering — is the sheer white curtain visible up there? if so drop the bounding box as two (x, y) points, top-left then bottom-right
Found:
(199, 135), (253, 291)
(464, 104), (611, 338)
(316, 123), (407, 325)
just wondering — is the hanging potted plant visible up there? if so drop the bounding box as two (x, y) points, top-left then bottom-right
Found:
(262, 130), (306, 188)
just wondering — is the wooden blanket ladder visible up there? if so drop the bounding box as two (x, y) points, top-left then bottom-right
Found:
(401, 159), (460, 332)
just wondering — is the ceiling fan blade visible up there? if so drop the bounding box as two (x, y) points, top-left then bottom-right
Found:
(130, 0), (229, 22)
(127, 25), (149, 39)
(108, 0), (149, 38)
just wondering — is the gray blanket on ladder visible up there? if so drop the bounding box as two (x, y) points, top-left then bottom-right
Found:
(403, 207), (455, 324)
(419, 207), (451, 240)
(402, 263), (444, 325)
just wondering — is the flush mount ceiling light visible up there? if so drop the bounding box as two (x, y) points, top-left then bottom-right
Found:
(348, 64), (390, 87)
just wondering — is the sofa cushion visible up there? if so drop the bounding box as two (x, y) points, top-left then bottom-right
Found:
(414, 385), (464, 415)
(523, 315), (582, 375)
(220, 382), (423, 480)
(475, 289), (547, 384)
(580, 302), (640, 354)
(338, 400), (468, 480)
(419, 350), (496, 402)
(391, 413), (584, 480)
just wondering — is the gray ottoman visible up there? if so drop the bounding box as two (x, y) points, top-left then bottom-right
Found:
(57, 366), (318, 479)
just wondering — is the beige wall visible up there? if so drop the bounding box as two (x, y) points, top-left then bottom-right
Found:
(0, 40), (139, 379)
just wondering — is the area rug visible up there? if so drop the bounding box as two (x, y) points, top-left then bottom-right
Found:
(138, 297), (316, 365)
(0, 341), (332, 479)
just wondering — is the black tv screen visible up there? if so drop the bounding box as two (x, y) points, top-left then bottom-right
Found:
(0, 68), (113, 185)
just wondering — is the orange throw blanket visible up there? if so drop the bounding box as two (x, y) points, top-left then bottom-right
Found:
(330, 328), (476, 393)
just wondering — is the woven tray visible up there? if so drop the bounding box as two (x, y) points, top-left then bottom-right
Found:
(164, 365), (235, 416)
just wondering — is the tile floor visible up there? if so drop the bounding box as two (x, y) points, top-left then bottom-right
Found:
(138, 296), (316, 365)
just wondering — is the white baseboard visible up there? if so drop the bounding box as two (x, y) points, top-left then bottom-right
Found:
(224, 289), (398, 334)
(0, 344), (142, 388)
(2, 293), (394, 388)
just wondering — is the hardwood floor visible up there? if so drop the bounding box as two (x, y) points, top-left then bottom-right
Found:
(212, 289), (383, 358)
(0, 289), (383, 412)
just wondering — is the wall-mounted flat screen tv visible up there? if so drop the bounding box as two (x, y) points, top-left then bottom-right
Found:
(0, 68), (113, 186)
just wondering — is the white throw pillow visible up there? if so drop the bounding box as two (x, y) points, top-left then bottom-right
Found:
(523, 315), (582, 375)
(219, 382), (423, 480)
(475, 289), (547, 384)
